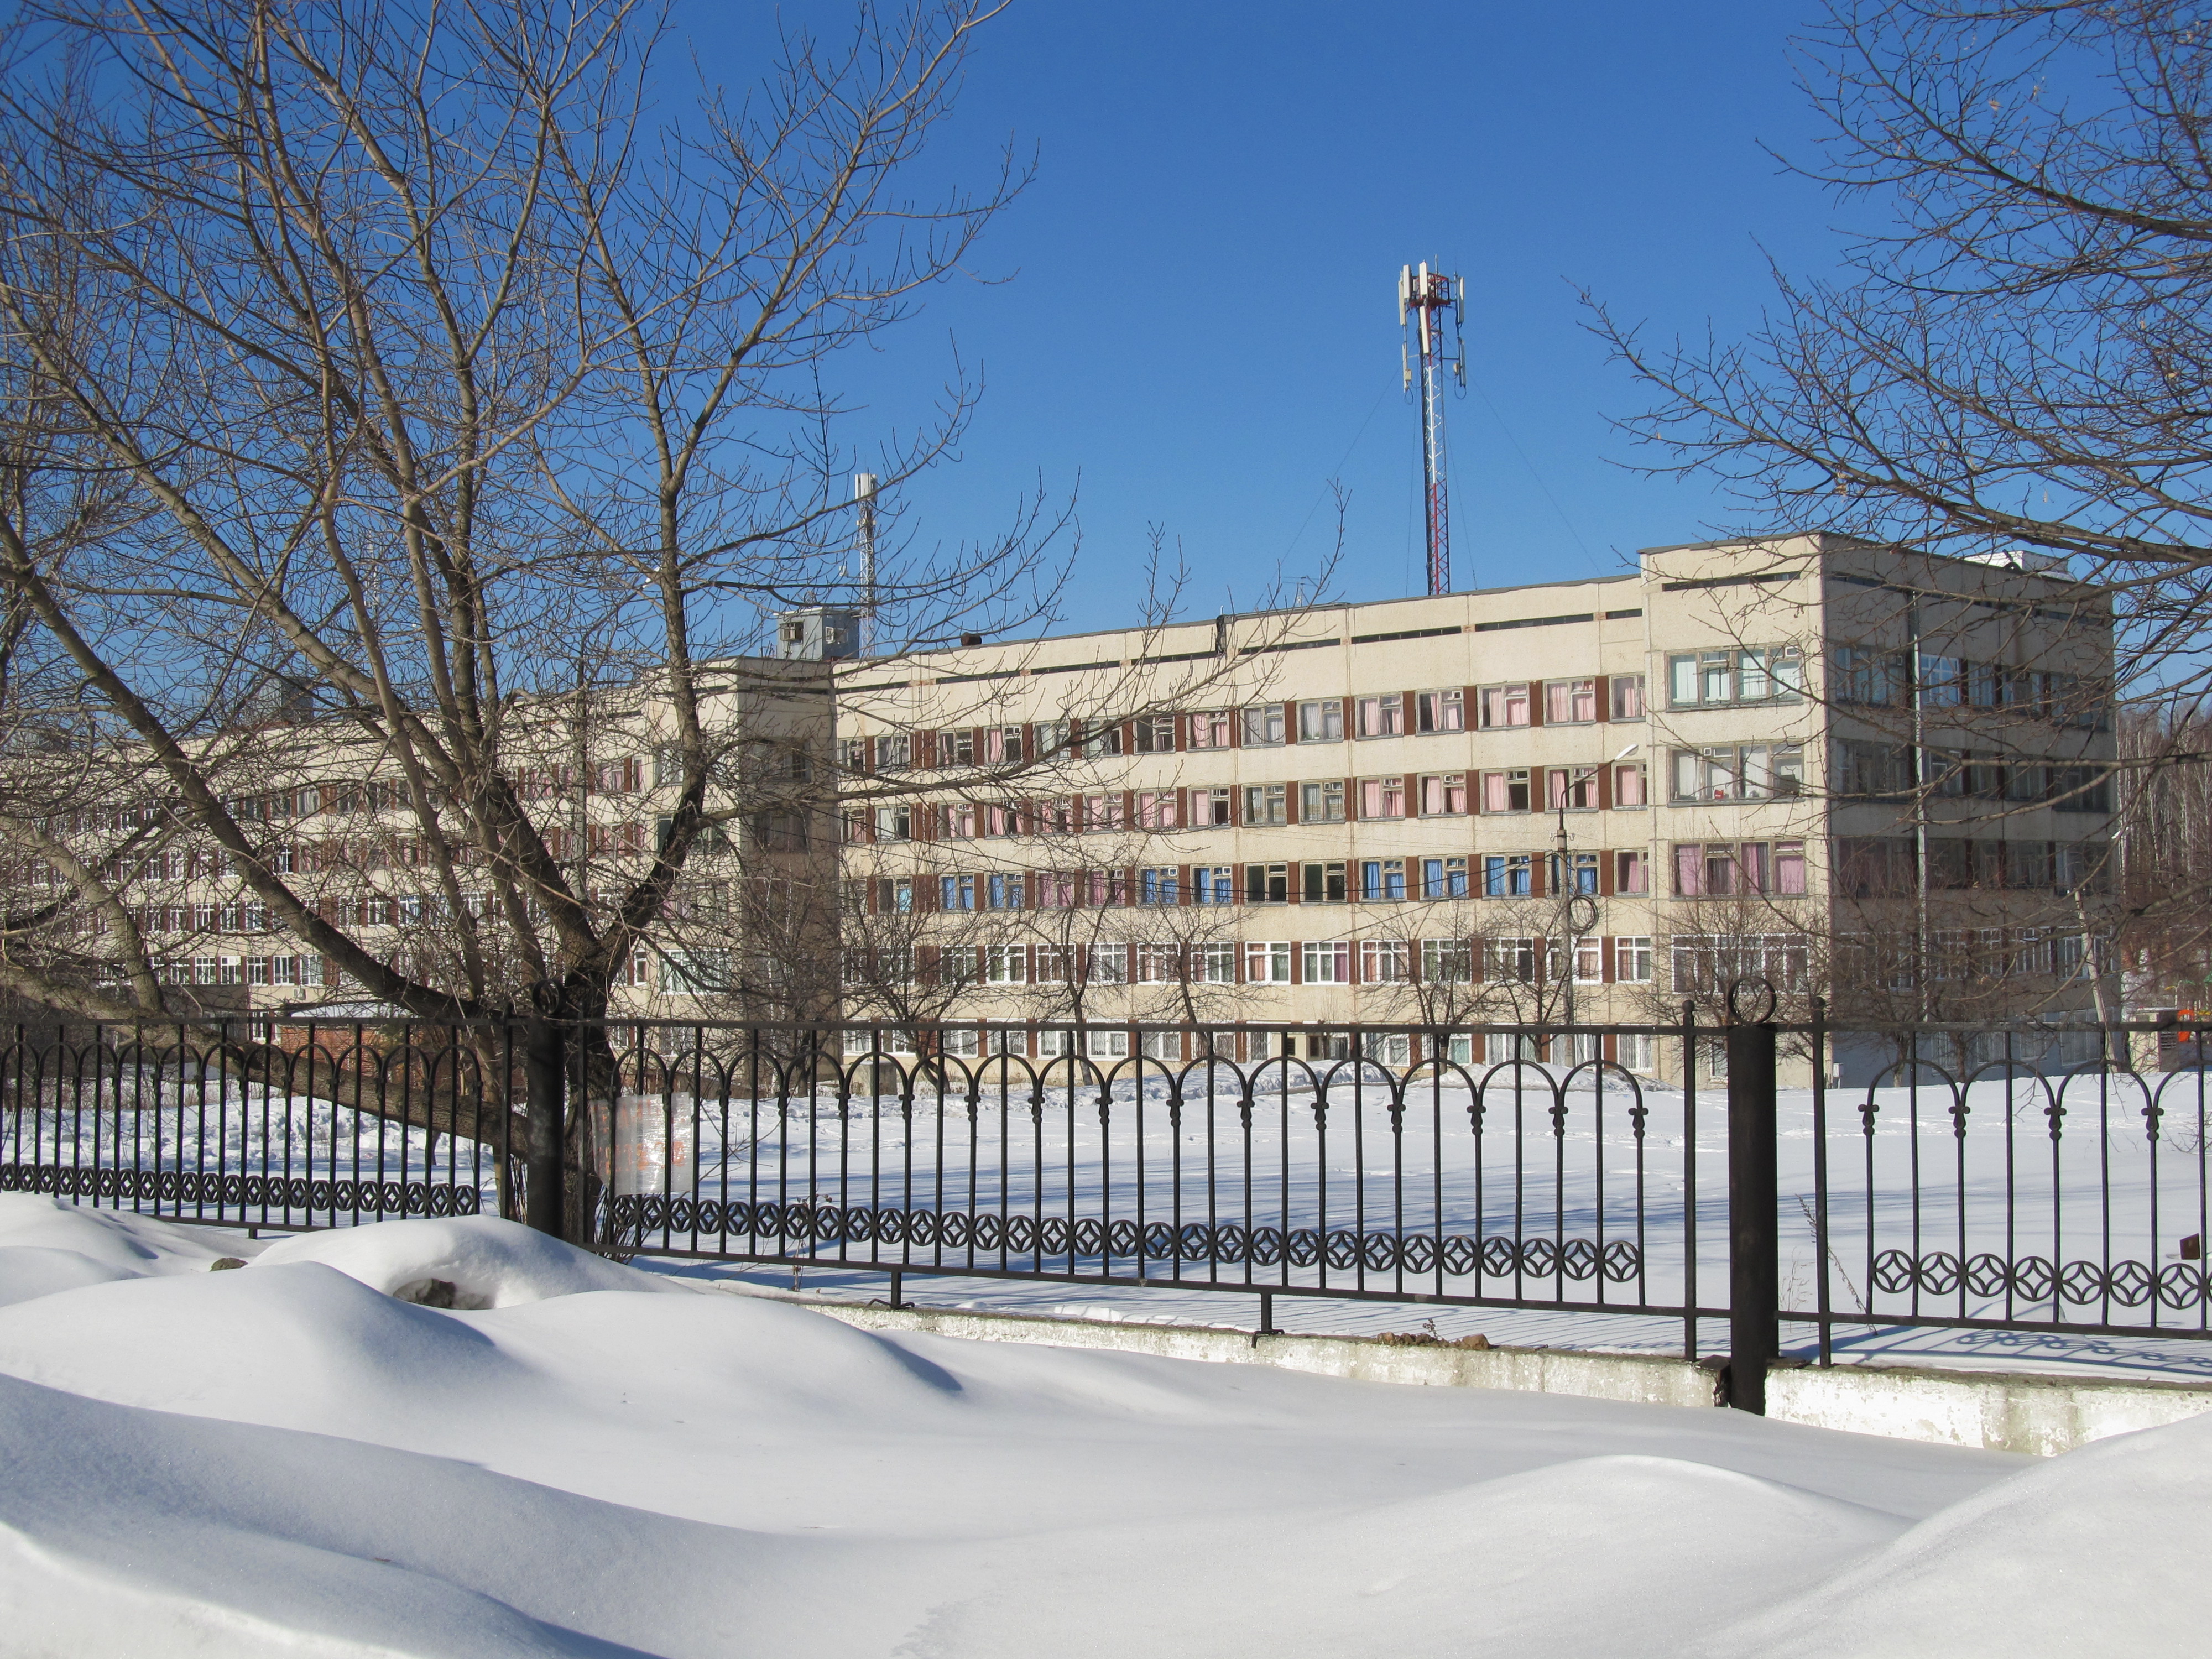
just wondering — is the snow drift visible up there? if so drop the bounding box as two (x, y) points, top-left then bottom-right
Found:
(249, 1213), (687, 1307)
(0, 1202), (2201, 1657)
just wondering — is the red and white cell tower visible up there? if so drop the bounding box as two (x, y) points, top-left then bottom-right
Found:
(1399, 262), (1466, 596)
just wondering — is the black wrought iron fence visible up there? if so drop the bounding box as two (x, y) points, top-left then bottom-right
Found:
(0, 1021), (505, 1229)
(2, 1009), (2208, 1413)
(594, 1020), (1715, 1345)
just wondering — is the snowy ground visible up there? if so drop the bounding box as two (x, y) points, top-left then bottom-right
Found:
(0, 1192), (2205, 1657)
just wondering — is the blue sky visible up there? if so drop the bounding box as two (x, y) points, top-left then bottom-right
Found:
(681, 2), (1849, 633)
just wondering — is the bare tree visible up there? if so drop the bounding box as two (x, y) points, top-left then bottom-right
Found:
(1590, 1), (2212, 768)
(0, 0), (1060, 1233)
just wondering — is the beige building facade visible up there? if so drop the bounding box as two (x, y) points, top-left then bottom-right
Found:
(828, 534), (2118, 1082)
(66, 531), (2111, 1087)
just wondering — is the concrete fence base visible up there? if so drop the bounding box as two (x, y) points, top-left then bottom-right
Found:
(732, 1289), (2212, 1457)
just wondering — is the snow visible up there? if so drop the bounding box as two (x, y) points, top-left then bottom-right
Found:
(251, 1215), (689, 1308)
(0, 1191), (260, 1309)
(0, 1193), (2202, 1656)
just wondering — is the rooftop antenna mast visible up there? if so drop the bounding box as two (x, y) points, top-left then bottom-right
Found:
(1399, 263), (1466, 596)
(854, 472), (879, 656)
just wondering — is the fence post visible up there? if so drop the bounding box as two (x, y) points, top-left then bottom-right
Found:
(1725, 988), (1779, 1413)
(523, 1018), (565, 1237)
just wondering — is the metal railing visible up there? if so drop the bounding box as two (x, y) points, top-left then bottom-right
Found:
(3, 1004), (2207, 1412)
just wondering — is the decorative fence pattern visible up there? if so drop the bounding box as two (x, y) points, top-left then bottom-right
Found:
(0, 1022), (503, 1233)
(3, 1015), (2209, 1373)
(593, 1028), (1714, 1339)
(1792, 1048), (2212, 1354)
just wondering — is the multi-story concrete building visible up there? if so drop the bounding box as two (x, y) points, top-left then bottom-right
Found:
(40, 530), (2110, 1086)
(830, 533), (2117, 1082)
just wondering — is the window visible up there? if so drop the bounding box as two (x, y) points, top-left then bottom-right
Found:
(938, 802), (977, 839)
(1244, 783), (1288, 826)
(1416, 688), (1465, 733)
(1361, 940), (1411, 983)
(1363, 1031), (1412, 1066)
(1481, 769), (1532, 812)
(1241, 705), (1286, 746)
(1832, 645), (1906, 707)
(1188, 711), (1231, 749)
(1835, 740), (1909, 797)
(2057, 840), (2111, 892)
(1135, 790), (1179, 829)
(1483, 853), (1533, 897)
(2052, 768), (2113, 814)
(1245, 863), (1290, 904)
(1197, 943), (1238, 983)
(1545, 679), (1597, 723)
(1193, 865), (1234, 905)
(937, 729), (975, 767)
(1670, 744), (1804, 802)
(1422, 938), (1473, 983)
(1573, 936), (1604, 983)
(1138, 867), (1180, 905)
(940, 874), (977, 910)
(1033, 720), (1071, 759)
(1300, 780), (1347, 822)
(1087, 1029), (1132, 1058)
(1918, 654), (1965, 707)
(1081, 724), (1123, 759)
(1670, 645), (1804, 708)
(1245, 941), (1292, 982)
(1140, 1030), (1183, 1061)
(1549, 767), (1600, 811)
(1833, 837), (1913, 897)
(1133, 714), (1177, 753)
(1083, 794), (1124, 832)
(1615, 849), (1649, 894)
(1302, 940), (1352, 983)
(1087, 869), (1129, 906)
(874, 734), (910, 771)
(1420, 773), (1468, 815)
(1036, 947), (1074, 983)
(1356, 695), (1404, 738)
(1302, 860), (1348, 903)
(1298, 700), (1344, 742)
(987, 873), (1025, 910)
(873, 805), (910, 841)
(1671, 935), (1810, 995)
(658, 949), (732, 995)
(1479, 684), (1531, 728)
(1359, 858), (1407, 901)
(1034, 871), (1074, 907)
(1672, 840), (1806, 896)
(1616, 1033), (1656, 1073)
(984, 946), (1027, 984)
(984, 726), (1024, 764)
(1087, 945), (1129, 984)
(1484, 936), (1538, 983)
(1551, 851), (1598, 894)
(1615, 936), (1653, 983)
(1360, 776), (1407, 818)
(1421, 855), (1469, 899)
(1610, 675), (1645, 720)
